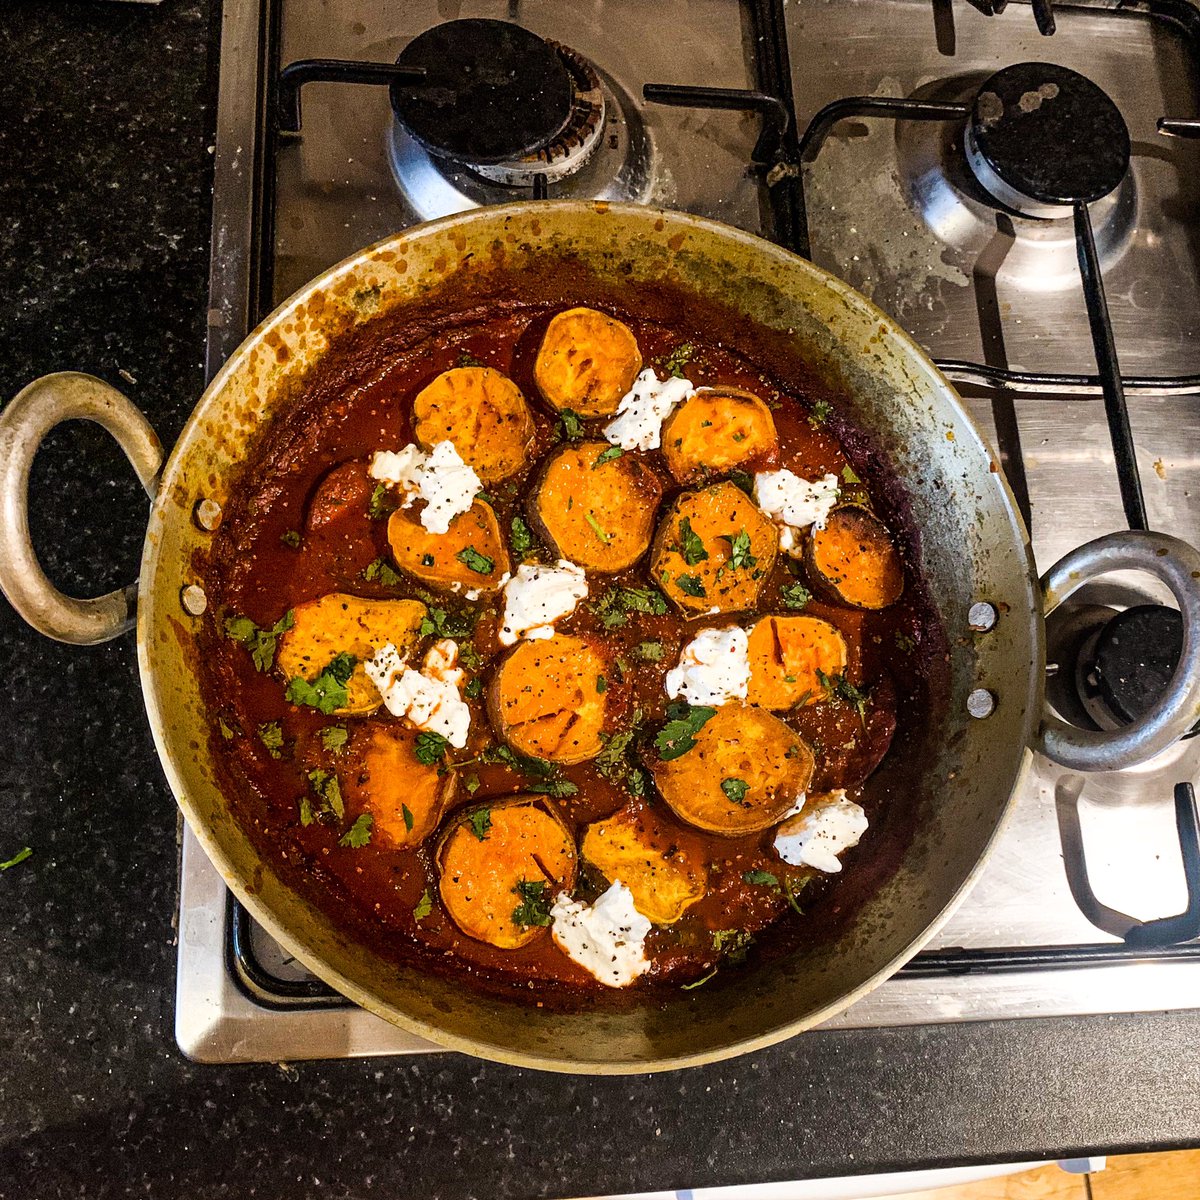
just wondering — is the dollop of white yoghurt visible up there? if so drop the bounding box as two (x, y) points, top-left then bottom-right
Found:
(368, 440), (481, 535)
(550, 881), (652, 988)
(602, 368), (695, 451)
(498, 560), (589, 647)
(753, 469), (841, 557)
(665, 625), (751, 707)
(773, 790), (867, 873)
(364, 639), (471, 748)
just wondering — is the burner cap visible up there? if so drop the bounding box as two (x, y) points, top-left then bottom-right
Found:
(965, 62), (1130, 215)
(392, 20), (574, 165)
(1093, 605), (1183, 724)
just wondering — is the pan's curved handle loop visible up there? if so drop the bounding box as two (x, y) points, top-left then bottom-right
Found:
(1037, 530), (1200, 771)
(0, 372), (163, 645)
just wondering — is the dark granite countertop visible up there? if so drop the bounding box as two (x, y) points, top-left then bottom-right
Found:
(1, 2), (1199, 1197)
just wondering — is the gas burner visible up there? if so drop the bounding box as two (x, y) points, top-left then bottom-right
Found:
(388, 51), (654, 221)
(964, 62), (1131, 219)
(472, 43), (606, 187)
(391, 19), (574, 164)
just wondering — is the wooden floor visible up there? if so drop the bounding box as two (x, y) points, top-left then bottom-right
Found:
(894, 1149), (1200, 1200)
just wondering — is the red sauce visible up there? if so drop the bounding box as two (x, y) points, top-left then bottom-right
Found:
(199, 295), (947, 1008)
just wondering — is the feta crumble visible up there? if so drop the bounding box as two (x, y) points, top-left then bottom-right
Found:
(664, 625), (751, 707)
(753, 469), (841, 557)
(368, 440), (481, 535)
(773, 790), (867, 873)
(550, 881), (652, 988)
(364, 639), (471, 748)
(602, 368), (695, 451)
(498, 560), (588, 647)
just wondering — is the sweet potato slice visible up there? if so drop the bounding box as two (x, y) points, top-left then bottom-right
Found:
(805, 504), (904, 610)
(387, 499), (511, 595)
(437, 798), (578, 949)
(528, 441), (663, 572)
(650, 481), (778, 616)
(747, 615), (849, 710)
(534, 307), (642, 417)
(342, 724), (456, 848)
(650, 704), (815, 836)
(581, 805), (705, 924)
(276, 593), (427, 716)
(488, 634), (609, 764)
(660, 387), (778, 483)
(413, 366), (535, 485)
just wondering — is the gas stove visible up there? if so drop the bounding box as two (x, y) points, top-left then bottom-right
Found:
(178, 0), (1200, 1062)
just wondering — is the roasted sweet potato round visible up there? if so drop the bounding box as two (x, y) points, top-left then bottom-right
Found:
(660, 386), (778, 483)
(747, 615), (849, 710)
(534, 307), (643, 417)
(276, 593), (427, 716)
(387, 499), (511, 596)
(437, 798), (578, 950)
(528, 441), (663, 573)
(581, 804), (705, 924)
(488, 633), (610, 765)
(341, 723), (457, 848)
(805, 504), (904, 610)
(650, 481), (778, 616)
(413, 366), (535, 485)
(650, 704), (815, 836)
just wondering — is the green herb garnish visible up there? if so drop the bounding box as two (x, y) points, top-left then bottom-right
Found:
(720, 777), (749, 805)
(218, 717), (237, 740)
(363, 558), (402, 587)
(527, 778), (580, 798)
(593, 445), (624, 467)
(224, 609), (295, 673)
(512, 879), (553, 928)
(655, 703), (717, 761)
(591, 585), (669, 629)
(595, 674), (607, 694)
(367, 483), (396, 521)
(458, 350), (485, 368)
(338, 813), (373, 848)
(306, 769), (345, 822)
(816, 669), (869, 724)
(510, 515), (535, 556)
(286, 651), (356, 715)
(257, 721), (284, 759)
(711, 929), (754, 964)
(676, 574), (706, 598)
(721, 529), (756, 572)
(742, 869), (780, 889)
(559, 408), (586, 440)
(681, 967), (718, 991)
(841, 463), (861, 484)
(319, 725), (348, 753)
(781, 581), (812, 610)
(0, 847), (32, 872)
(895, 631), (917, 653)
(678, 516), (708, 565)
(413, 889), (434, 920)
(658, 342), (695, 378)
(729, 469), (755, 498)
(584, 511), (612, 545)
(455, 545), (494, 575)
(468, 807), (492, 841)
(634, 640), (664, 662)
(280, 529), (301, 548)
(413, 731), (450, 766)
(418, 606), (477, 640)
(808, 398), (832, 428)
(464, 677), (483, 700)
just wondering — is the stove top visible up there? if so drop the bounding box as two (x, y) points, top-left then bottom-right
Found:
(181, 0), (1200, 1063)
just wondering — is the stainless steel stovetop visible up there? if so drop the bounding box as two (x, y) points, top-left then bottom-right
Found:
(178, 0), (1200, 1062)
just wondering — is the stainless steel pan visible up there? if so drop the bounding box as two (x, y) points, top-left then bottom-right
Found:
(3, 203), (1200, 1073)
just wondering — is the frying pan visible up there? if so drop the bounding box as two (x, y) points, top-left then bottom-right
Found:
(3, 203), (1200, 1072)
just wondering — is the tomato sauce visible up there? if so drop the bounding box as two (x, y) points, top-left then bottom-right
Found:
(199, 295), (947, 1008)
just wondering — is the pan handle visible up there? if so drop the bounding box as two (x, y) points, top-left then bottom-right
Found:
(1036, 530), (1200, 771)
(0, 372), (163, 645)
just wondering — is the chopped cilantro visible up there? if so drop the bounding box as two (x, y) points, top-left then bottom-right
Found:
(721, 529), (756, 572)
(808, 398), (832, 428)
(781, 581), (812, 610)
(784, 875), (810, 916)
(457, 641), (482, 670)
(218, 717), (237, 740)
(286, 651), (356, 714)
(595, 722), (639, 779)
(413, 888), (434, 920)
(421, 553), (435, 567)
(306, 769), (345, 822)
(458, 350), (485, 368)
(419, 606), (476, 639)
(720, 777), (749, 805)
(527, 777), (579, 798)
(467, 807), (492, 841)
(593, 445), (624, 467)
(510, 515), (535, 556)
(634, 640), (664, 662)
(626, 767), (649, 797)
(401, 804), (415, 832)
(363, 558), (402, 587)
(676, 573), (706, 598)
(224, 609), (295, 673)
(895, 631), (917, 653)
(319, 725), (348, 753)
(743, 869), (780, 889)
(841, 463), (861, 484)
(455, 545), (494, 575)
(338, 813), (373, 848)
(558, 408), (586, 440)
(367, 483), (396, 521)
(298, 796), (315, 827)
(0, 847), (32, 872)
(682, 967), (718, 991)
(732, 431), (747, 443)
(413, 731), (450, 766)
(729, 469), (755, 498)
(592, 585), (668, 629)
(584, 511), (611, 544)
(677, 517), (708, 565)
(595, 674), (607, 694)
(658, 341), (695, 378)
(655, 703), (717, 761)
(464, 772), (481, 795)
(280, 529), (301, 548)
(512, 879), (553, 928)
(256, 721), (285, 759)
(464, 677), (483, 700)
(712, 929), (754, 963)
(816, 669), (869, 724)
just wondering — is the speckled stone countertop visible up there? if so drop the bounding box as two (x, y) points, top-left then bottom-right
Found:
(2, 2), (1199, 1197)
